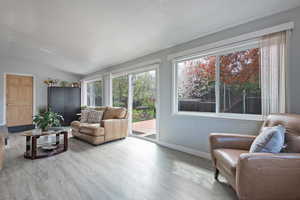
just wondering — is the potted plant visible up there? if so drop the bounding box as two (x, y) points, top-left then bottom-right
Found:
(44, 78), (58, 87)
(33, 110), (64, 132)
(80, 105), (88, 110)
(60, 81), (69, 87)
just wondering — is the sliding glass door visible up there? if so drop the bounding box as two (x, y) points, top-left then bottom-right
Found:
(112, 67), (158, 141)
(131, 70), (157, 140)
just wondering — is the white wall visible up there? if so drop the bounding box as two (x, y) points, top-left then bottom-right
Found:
(0, 57), (81, 125)
(84, 7), (300, 154)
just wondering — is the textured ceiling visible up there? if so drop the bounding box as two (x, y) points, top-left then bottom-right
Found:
(0, 0), (300, 75)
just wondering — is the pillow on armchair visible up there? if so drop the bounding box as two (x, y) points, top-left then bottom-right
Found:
(250, 125), (285, 153)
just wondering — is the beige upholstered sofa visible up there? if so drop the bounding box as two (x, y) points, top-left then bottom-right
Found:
(71, 106), (128, 145)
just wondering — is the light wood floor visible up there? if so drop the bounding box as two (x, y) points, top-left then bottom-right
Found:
(0, 134), (237, 200)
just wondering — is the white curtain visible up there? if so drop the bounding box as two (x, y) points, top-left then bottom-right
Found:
(260, 31), (288, 116)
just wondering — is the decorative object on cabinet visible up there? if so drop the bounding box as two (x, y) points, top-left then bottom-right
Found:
(72, 81), (81, 88)
(59, 81), (70, 87)
(44, 78), (59, 87)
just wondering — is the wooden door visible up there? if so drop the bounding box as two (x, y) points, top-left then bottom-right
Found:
(6, 74), (33, 127)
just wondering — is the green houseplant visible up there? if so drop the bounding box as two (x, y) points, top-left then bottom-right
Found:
(33, 110), (64, 131)
(60, 81), (69, 87)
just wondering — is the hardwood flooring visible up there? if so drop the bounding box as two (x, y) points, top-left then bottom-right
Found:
(0, 134), (237, 200)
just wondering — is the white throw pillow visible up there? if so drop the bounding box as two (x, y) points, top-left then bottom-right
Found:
(250, 125), (285, 153)
(87, 110), (104, 123)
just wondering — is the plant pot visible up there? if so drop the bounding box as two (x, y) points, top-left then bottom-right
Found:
(41, 127), (49, 132)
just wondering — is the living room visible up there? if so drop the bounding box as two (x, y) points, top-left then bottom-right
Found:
(1, 1), (300, 200)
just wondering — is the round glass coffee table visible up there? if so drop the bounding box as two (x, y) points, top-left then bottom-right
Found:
(22, 128), (69, 160)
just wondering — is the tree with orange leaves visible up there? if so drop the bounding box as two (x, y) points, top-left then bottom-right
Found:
(220, 48), (260, 90)
(178, 48), (260, 100)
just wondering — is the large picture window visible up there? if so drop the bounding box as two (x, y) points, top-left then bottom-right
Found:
(177, 56), (216, 112)
(86, 80), (103, 107)
(175, 42), (262, 117)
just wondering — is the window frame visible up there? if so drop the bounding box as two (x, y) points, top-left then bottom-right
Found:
(172, 39), (264, 121)
(83, 78), (104, 107)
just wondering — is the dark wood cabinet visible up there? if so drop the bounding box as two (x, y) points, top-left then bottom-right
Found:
(48, 87), (81, 126)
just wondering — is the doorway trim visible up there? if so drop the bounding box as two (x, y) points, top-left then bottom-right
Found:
(3, 73), (36, 126)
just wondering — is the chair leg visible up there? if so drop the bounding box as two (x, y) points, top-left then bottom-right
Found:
(214, 169), (219, 181)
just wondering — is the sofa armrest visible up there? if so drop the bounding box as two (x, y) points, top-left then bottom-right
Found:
(236, 153), (300, 200)
(71, 121), (81, 127)
(209, 133), (256, 151)
(209, 133), (256, 167)
(102, 119), (128, 141)
(70, 121), (81, 131)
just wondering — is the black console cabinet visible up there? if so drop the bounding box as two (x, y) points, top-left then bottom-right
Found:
(47, 87), (81, 126)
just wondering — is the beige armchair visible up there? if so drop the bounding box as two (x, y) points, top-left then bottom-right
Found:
(209, 114), (300, 200)
(71, 106), (128, 145)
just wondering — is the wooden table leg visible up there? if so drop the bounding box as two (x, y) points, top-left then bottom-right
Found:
(25, 136), (31, 158)
(63, 132), (68, 151)
(56, 134), (60, 146)
(31, 136), (37, 160)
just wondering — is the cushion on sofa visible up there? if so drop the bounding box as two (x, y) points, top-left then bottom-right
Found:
(79, 124), (105, 137)
(103, 107), (127, 120)
(250, 125), (285, 153)
(80, 109), (90, 123)
(87, 110), (104, 123)
(94, 106), (108, 112)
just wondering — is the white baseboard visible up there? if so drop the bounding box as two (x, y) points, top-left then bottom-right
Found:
(157, 141), (211, 160)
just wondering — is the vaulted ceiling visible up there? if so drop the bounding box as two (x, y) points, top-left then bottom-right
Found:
(1, 0), (300, 75)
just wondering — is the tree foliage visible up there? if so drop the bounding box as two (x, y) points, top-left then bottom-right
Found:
(112, 71), (156, 122)
(113, 76), (129, 108)
(220, 48), (260, 91)
(178, 48), (260, 99)
(178, 56), (216, 99)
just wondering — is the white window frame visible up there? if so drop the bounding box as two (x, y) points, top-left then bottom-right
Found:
(172, 39), (264, 121)
(82, 78), (104, 107)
